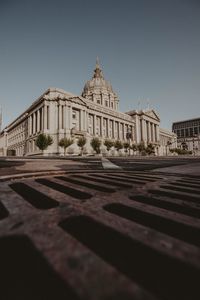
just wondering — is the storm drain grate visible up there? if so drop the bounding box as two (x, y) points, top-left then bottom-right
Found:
(0, 235), (79, 300)
(1, 171), (200, 300)
(161, 185), (200, 196)
(73, 174), (133, 188)
(59, 215), (200, 300)
(0, 201), (9, 220)
(35, 178), (92, 200)
(90, 173), (147, 185)
(129, 194), (200, 219)
(10, 182), (59, 209)
(148, 189), (200, 204)
(56, 176), (115, 193)
(105, 173), (161, 182)
(103, 203), (200, 247)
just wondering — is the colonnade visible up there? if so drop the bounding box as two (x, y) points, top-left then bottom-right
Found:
(88, 113), (134, 140)
(140, 119), (159, 143)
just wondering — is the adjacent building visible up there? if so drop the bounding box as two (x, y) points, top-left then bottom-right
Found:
(0, 60), (176, 156)
(172, 118), (200, 154)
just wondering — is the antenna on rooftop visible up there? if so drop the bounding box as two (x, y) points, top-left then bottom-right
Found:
(137, 97), (141, 111)
(147, 98), (150, 110)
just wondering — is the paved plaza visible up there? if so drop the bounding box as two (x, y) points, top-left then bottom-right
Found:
(0, 156), (200, 300)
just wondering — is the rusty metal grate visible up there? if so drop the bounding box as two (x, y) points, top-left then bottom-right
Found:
(0, 170), (200, 300)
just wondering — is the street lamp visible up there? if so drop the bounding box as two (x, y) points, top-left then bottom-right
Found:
(126, 127), (132, 156)
(166, 140), (172, 156)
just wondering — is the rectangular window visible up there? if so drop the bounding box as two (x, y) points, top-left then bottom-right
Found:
(194, 127), (198, 135)
(72, 110), (76, 119)
(189, 128), (193, 137)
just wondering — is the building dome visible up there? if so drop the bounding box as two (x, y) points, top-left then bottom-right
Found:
(82, 59), (119, 110)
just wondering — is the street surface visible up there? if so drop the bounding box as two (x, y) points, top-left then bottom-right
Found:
(0, 156), (200, 300)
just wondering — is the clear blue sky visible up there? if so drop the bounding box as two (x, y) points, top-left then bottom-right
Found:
(0, 0), (200, 130)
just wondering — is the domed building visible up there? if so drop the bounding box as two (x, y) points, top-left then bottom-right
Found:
(82, 59), (119, 111)
(0, 59), (176, 156)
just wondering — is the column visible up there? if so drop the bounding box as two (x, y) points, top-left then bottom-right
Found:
(106, 119), (108, 137)
(122, 123), (125, 140)
(85, 111), (88, 132)
(29, 116), (32, 136)
(93, 114), (96, 136)
(69, 106), (72, 129)
(33, 113), (36, 134)
(58, 104), (62, 130)
(151, 123), (155, 142)
(37, 110), (40, 132)
(100, 116), (103, 137)
(141, 120), (145, 142)
(43, 105), (47, 131)
(155, 125), (159, 142)
(117, 122), (119, 139)
(80, 110), (84, 131)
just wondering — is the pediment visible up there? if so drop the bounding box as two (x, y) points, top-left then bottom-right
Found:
(145, 110), (160, 121)
(68, 96), (87, 106)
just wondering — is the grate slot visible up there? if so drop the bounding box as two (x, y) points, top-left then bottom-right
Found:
(129, 195), (200, 219)
(0, 201), (9, 220)
(56, 176), (115, 193)
(149, 189), (200, 204)
(73, 174), (132, 188)
(171, 182), (200, 190)
(178, 179), (200, 186)
(104, 203), (200, 247)
(0, 235), (79, 300)
(90, 174), (146, 185)
(10, 182), (59, 209)
(161, 185), (200, 196)
(97, 173), (154, 182)
(59, 215), (200, 300)
(35, 178), (91, 200)
(107, 173), (159, 182)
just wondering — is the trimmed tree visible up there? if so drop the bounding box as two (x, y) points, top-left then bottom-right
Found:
(91, 137), (101, 154)
(35, 134), (53, 152)
(114, 140), (123, 153)
(104, 139), (114, 154)
(146, 143), (155, 155)
(59, 138), (73, 155)
(123, 142), (129, 155)
(77, 136), (87, 156)
(131, 144), (138, 152)
(137, 142), (146, 155)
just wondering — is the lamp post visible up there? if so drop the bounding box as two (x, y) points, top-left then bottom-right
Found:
(126, 127), (132, 156)
(166, 140), (172, 156)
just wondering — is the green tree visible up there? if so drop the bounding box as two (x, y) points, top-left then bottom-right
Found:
(77, 136), (87, 155)
(137, 142), (146, 155)
(114, 140), (123, 152)
(35, 134), (53, 152)
(104, 139), (114, 153)
(123, 142), (129, 154)
(146, 143), (155, 155)
(90, 137), (101, 154)
(59, 138), (73, 155)
(131, 144), (138, 152)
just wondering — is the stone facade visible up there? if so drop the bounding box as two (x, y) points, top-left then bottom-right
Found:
(0, 60), (175, 156)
